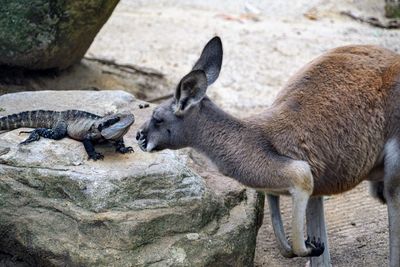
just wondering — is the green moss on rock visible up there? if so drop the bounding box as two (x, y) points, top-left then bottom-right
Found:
(0, 0), (119, 70)
(385, 0), (400, 18)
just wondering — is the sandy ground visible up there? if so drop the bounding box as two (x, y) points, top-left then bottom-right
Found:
(87, 0), (400, 266)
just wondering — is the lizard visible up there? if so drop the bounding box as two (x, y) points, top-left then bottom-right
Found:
(0, 109), (135, 160)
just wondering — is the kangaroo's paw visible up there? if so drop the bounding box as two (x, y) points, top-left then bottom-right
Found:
(305, 236), (325, 257)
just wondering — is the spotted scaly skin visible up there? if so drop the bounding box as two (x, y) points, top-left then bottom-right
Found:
(0, 110), (135, 160)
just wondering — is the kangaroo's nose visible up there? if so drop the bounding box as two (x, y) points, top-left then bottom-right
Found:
(136, 130), (144, 141)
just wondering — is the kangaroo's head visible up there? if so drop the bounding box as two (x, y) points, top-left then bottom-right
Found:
(95, 113), (135, 140)
(137, 36), (223, 152)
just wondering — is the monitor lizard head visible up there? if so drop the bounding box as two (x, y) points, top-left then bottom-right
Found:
(94, 113), (135, 140)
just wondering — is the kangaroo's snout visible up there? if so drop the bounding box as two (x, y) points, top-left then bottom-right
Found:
(136, 131), (141, 141)
(136, 129), (148, 151)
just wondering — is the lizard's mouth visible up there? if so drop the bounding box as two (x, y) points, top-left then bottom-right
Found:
(100, 114), (135, 140)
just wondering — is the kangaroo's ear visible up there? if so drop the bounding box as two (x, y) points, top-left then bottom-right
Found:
(174, 70), (207, 115)
(192, 36), (223, 85)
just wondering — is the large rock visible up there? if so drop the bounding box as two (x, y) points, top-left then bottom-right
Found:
(0, 0), (119, 70)
(0, 90), (264, 266)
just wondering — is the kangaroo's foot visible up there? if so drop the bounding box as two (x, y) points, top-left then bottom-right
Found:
(305, 236), (325, 257)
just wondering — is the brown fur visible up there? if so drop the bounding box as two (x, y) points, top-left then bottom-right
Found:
(254, 45), (400, 195)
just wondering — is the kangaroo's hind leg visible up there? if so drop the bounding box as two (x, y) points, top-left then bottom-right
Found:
(268, 194), (329, 261)
(267, 194), (296, 258)
(383, 138), (400, 267)
(20, 121), (67, 145)
(306, 196), (331, 266)
(268, 160), (324, 258)
(369, 181), (386, 204)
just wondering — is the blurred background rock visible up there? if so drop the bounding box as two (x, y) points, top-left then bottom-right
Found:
(0, 0), (119, 70)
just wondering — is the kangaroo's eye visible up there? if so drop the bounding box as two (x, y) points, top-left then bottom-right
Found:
(153, 117), (164, 125)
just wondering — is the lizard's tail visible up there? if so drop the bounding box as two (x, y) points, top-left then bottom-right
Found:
(0, 110), (60, 131)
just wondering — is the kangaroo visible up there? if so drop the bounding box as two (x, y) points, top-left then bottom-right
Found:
(137, 36), (400, 265)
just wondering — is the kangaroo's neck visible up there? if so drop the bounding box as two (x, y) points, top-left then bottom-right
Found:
(191, 98), (284, 189)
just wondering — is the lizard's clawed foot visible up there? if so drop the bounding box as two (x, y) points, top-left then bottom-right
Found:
(19, 133), (40, 145)
(305, 236), (325, 257)
(116, 146), (134, 154)
(88, 152), (104, 161)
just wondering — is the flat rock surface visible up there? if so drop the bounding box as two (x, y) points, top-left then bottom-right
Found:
(0, 90), (263, 266)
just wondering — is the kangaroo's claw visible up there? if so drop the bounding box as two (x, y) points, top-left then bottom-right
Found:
(305, 236), (325, 257)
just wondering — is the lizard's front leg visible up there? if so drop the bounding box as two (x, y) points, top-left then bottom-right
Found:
(82, 137), (104, 161)
(114, 139), (134, 154)
(19, 129), (41, 145)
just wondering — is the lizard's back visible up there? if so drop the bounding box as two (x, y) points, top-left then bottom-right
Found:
(0, 110), (101, 135)
(62, 110), (101, 140)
